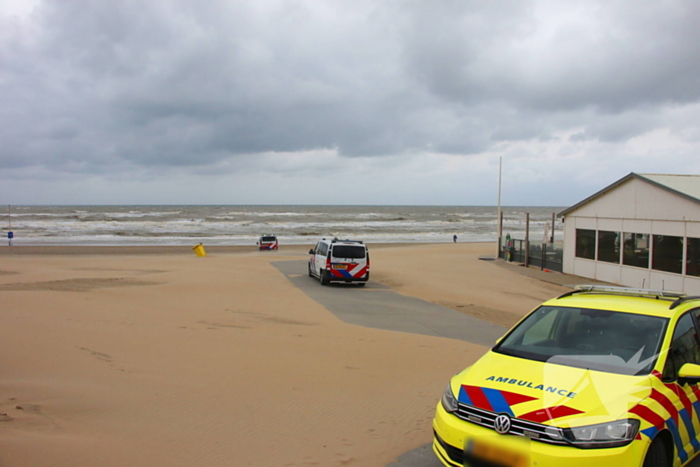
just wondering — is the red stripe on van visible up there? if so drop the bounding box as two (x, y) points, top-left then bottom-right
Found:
(518, 405), (584, 423)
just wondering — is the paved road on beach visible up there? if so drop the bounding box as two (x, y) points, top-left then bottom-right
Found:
(272, 260), (506, 467)
(272, 260), (506, 347)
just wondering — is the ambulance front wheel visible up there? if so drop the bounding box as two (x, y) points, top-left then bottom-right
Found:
(643, 437), (669, 467)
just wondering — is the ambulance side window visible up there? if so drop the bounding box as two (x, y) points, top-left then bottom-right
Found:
(662, 313), (700, 382)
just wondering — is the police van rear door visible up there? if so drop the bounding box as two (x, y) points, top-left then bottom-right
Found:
(330, 244), (366, 270)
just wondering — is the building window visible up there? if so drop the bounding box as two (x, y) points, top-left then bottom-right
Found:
(652, 235), (684, 274)
(575, 229), (595, 259)
(688, 237), (700, 277)
(623, 233), (650, 269)
(598, 230), (621, 263)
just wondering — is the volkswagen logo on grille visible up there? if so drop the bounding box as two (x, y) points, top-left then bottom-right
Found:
(494, 414), (512, 434)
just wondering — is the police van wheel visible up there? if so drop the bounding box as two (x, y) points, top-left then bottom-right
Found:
(320, 270), (329, 286)
(643, 438), (669, 467)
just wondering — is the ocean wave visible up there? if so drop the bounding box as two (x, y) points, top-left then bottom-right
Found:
(5, 205), (564, 246)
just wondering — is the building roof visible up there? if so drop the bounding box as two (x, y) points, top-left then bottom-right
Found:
(558, 172), (700, 217)
(641, 173), (700, 200)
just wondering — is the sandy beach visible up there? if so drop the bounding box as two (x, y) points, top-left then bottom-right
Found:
(0, 242), (570, 467)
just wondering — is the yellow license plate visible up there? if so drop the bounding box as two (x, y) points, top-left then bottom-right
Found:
(334, 264), (347, 270)
(467, 438), (528, 467)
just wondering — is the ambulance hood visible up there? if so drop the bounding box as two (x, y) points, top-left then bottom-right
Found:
(453, 351), (653, 427)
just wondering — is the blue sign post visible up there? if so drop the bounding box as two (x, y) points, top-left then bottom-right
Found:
(7, 231), (13, 246)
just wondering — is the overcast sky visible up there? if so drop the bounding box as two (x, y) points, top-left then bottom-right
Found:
(1, 0), (699, 206)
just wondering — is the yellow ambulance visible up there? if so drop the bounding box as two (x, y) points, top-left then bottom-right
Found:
(433, 286), (700, 467)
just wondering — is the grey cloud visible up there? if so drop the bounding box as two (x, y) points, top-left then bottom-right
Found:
(569, 111), (661, 143)
(1, 0), (700, 176)
(402, 1), (700, 112)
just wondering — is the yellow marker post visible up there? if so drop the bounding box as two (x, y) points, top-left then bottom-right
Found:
(192, 243), (206, 257)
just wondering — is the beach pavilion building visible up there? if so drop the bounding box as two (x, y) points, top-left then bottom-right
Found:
(558, 173), (700, 294)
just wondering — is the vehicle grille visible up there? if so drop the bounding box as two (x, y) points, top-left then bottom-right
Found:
(454, 403), (568, 445)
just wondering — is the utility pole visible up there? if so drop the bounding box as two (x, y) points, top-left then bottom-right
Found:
(525, 212), (530, 267)
(496, 157), (502, 258)
(551, 212), (555, 243)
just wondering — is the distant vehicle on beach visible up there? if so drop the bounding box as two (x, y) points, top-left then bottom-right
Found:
(257, 235), (278, 250)
(308, 238), (369, 286)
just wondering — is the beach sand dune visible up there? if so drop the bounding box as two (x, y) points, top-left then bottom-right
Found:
(0, 243), (566, 466)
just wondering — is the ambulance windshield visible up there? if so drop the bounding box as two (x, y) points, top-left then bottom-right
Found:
(493, 306), (668, 376)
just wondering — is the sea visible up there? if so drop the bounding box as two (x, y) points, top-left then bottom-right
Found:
(2, 205), (564, 246)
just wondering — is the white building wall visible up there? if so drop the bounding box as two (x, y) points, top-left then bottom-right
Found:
(570, 178), (700, 221)
(620, 267), (651, 289)
(562, 221), (577, 275)
(571, 258), (597, 279)
(649, 271), (685, 293)
(683, 277), (700, 295)
(687, 223), (700, 238)
(622, 219), (652, 234)
(561, 177), (700, 294)
(596, 218), (623, 232)
(595, 262), (622, 284)
(651, 221), (685, 237)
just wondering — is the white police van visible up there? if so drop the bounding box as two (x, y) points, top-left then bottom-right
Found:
(308, 238), (369, 286)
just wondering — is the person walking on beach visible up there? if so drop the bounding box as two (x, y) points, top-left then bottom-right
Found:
(453, 234), (457, 243)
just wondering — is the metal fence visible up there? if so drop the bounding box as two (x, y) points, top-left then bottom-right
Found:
(499, 237), (564, 272)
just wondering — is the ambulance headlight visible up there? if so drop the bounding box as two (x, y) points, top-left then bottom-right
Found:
(563, 419), (640, 448)
(441, 382), (459, 413)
